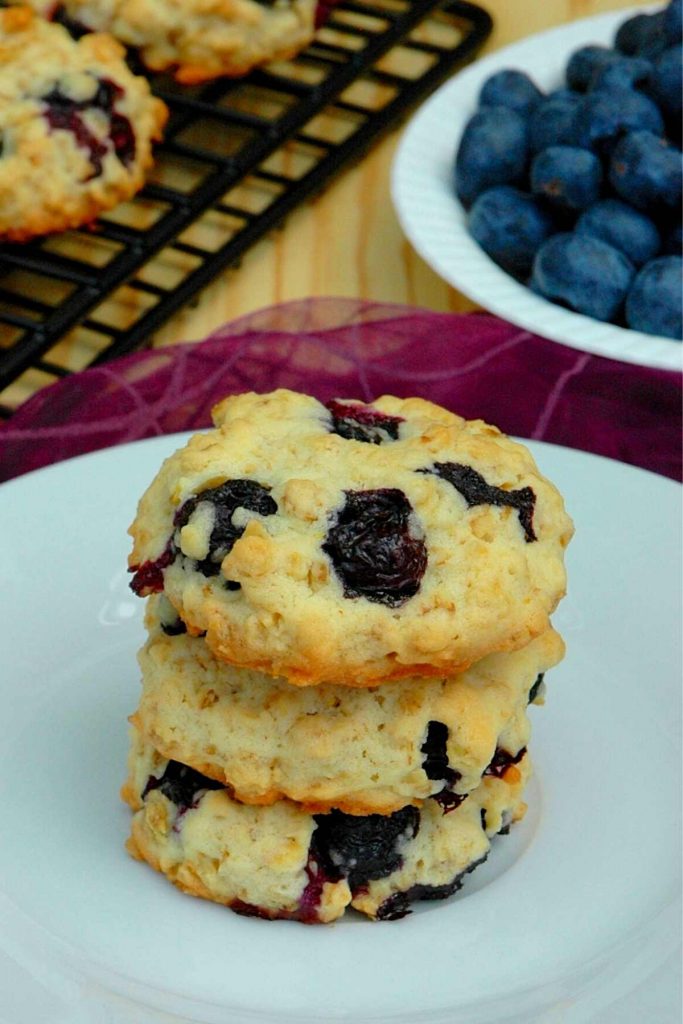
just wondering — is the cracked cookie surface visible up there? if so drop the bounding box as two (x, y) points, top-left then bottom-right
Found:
(128, 390), (573, 685)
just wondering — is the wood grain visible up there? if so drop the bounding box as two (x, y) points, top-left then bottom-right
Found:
(149, 0), (638, 347)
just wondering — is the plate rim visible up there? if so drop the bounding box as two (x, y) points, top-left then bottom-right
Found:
(0, 433), (680, 1024)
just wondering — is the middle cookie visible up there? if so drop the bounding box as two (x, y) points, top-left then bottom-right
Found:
(131, 596), (564, 814)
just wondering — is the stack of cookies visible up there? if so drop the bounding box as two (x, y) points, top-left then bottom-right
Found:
(122, 389), (572, 923)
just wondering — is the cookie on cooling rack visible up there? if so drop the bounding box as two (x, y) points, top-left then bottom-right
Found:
(23, 0), (319, 83)
(131, 595), (563, 813)
(128, 389), (573, 686)
(122, 728), (531, 923)
(0, 7), (167, 242)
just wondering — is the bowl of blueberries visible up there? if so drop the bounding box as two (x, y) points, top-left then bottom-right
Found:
(392, 1), (682, 370)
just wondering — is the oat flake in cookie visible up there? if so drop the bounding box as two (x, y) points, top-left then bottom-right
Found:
(22, 0), (319, 83)
(122, 728), (531, 923)
(133, 595), (563, 814)
(0, 7), (167, 242)
(128, 390), (573, 686)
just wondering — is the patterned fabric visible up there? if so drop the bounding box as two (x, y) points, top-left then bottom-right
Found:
(1, 298), (680, 482)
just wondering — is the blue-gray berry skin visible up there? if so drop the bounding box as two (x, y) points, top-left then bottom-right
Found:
(615, 12), (668, 60)
(454, 107), (529, 208)
(530, 146), (602, 212)
(468, 186), (555, 278)
(589, 55), (653, 92)
(566, 45), (619, 91)
(662, 220), (683, 256)
(529, 90), (581, 153)
(531, 233), (635, 321)
(479, 69), (544, 117)
(650, 45), (683, 121)
(609, 130), (683, 211)
(664, 0), (682, 43)
(572, 87), (665, 154)
(625, 256), (683, 338)
(575, 199), (661, 267)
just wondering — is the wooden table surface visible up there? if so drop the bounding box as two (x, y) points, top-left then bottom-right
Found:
(149, 0), (639, 349)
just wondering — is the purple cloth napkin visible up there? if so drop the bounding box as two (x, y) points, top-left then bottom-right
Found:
(0, 298), (680, 483)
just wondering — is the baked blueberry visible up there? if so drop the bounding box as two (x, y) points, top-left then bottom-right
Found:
(375, 855), (487, 921)
(531, 146), (603, 212)
(322, 489), (427, 606)
(531, 233), (635, 321)
(625, 256), (683, 338)
(142, 759), (223, 810)
(326, 399), (403, 444)
(468, 186), (555, 278)
(312, 806), (420, 891)
(484, 746), (527, 779)
(575, 198), (661, 267)
(174, 479), (278, 579)
(422, 462), (537, 543)
(454, 106), (529, 208)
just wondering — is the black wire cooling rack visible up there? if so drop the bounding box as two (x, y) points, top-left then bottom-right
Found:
(0, 0), (492, 415)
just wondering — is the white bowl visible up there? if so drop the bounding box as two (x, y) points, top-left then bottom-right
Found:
(391, 6), (682, 372)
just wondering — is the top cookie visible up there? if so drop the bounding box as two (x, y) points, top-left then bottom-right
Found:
(0, 7), (167, 241)
(128, 389), (573, 685)
(22, 0), (318, 84)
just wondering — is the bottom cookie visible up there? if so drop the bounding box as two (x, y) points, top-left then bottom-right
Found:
(122, 730), (530, 923)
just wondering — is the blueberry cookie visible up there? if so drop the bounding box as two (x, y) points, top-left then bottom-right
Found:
(131, 595), (563, 814)
(128, 390), (573, 686)
(122, 729), (531, 922)
(24, 0), (318, 83)
(0, 7), (167, 242)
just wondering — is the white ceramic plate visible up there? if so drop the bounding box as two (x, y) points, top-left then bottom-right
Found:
(391, 7), (683, 372)
(0, 436), (681, 1024)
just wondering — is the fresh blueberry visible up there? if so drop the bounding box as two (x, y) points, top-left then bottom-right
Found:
(662, 220), (683, 255)
(589, 55), (654, 92)
(575, 198), (661, 267)
(531, 145), (602, 212)
(664, 0), (682, 43)
(572, 86), (665, 154)
(479, 69), (544, 117)
(529, 90), (582, 152)
(566, 45), (620, 91)
(454, 107), (529, 208)
(609, 130), (683, 211)
(615, 11), (668, 60)
(531, 233), (635, 322)
(322, 489), (427, 606)
(649, 45), (683, 121)
(468, 186), (555, 278)
(625, 256), (683, 338)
